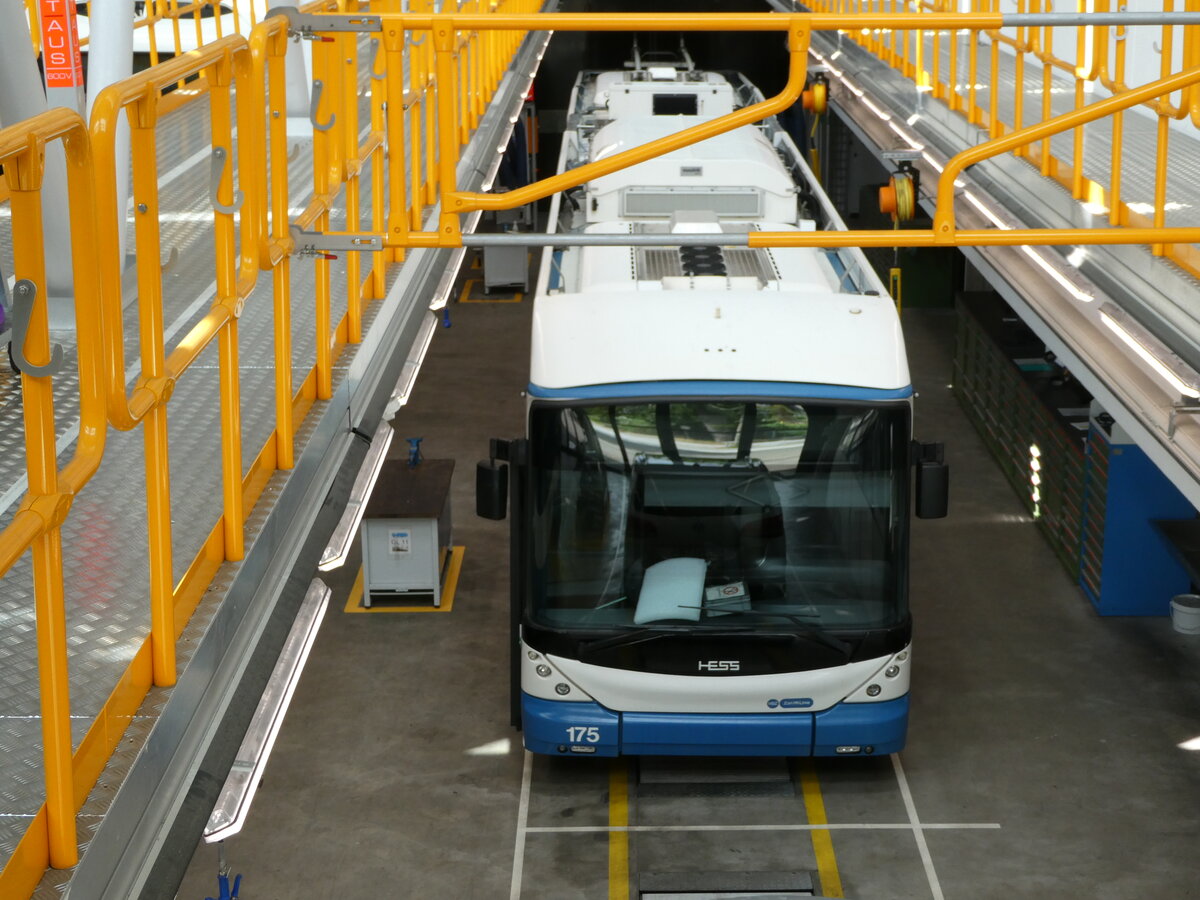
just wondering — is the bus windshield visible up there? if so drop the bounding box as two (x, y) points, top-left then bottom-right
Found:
(527, 399), (910, 632)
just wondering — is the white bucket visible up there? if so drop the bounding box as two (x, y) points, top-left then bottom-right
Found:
(1170, 595), (1200, 634)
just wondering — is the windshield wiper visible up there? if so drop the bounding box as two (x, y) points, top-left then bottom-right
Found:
(693, 607), (854, 659)
(581, 623), (750, 654)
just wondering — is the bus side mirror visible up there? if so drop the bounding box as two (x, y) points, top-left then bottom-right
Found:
(476, 460), (508, 520)
(914, 441), (949, 519)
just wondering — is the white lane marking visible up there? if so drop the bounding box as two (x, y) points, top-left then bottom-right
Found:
(894, 753), (946, 900)
(509, 750), (533, 900)
(0, 280), (218, 519)
(524, 822), (1001, 833)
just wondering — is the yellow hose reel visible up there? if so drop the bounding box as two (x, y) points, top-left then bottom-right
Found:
(878, 170), (916, 223)
(802, 75), (828, 115)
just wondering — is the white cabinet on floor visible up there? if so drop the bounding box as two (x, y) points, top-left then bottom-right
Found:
(361, 459), (454, 607)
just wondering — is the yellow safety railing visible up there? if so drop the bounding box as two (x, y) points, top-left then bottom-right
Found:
(806, 0), (1200, 275)
(89, 34), (262, 690)
(2, 6), (1199, 897)
(0, 107), (107, 874)
(0, 1), (538, 894)
(252, 9), (1200, 256)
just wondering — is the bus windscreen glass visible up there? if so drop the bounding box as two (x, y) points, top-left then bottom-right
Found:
(527, 401), (910, 632)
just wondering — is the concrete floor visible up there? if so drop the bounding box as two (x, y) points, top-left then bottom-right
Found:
(176, 268), (1200, 899)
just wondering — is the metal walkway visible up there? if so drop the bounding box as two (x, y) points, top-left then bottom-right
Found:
(2, 3), (1200, 897)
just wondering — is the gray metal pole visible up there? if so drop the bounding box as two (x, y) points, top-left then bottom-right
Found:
(0, 0), (76, 317)
(1004, 12), (1200, 26)
(464, 233), (753, 247)
(86, 0), (135, 271)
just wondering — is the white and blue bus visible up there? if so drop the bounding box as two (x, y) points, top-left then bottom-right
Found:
(477, 52), (948, 758)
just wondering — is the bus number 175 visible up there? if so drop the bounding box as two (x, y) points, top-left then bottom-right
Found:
(566, 726), (600, 743)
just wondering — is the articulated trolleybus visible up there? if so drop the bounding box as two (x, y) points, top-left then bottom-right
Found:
(477, 51), (948, 759)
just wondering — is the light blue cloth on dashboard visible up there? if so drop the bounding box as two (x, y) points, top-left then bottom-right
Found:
(634, 557), (707, 624)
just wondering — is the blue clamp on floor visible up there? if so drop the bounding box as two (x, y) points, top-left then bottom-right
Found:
(205, 871), (241, 900)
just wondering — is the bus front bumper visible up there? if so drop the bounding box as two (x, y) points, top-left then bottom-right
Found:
(521, 693), (908, 757)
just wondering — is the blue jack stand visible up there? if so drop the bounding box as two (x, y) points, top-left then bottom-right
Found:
(205, 843), (241, 900)
(407, 437), (423, 467)
(441, 306), (451, 327)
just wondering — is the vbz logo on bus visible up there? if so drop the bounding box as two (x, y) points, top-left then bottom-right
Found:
(697, 660), (740, 671)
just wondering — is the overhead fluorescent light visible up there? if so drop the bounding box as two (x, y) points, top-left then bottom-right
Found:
(317, 420), (394, 572)
(204, 579), (330, 843)
(383, 312), (440, 423)
(1100, 304), (1200, 400)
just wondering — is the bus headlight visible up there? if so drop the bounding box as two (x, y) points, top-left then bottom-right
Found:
(865, 684), (882, 697)
(555, 683), (571, 696)
(885, 665), (900, 678)
(535, 664), (552, 677)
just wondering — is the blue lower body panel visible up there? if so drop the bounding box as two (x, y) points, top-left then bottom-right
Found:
(522, 693), (908, 757)
(522, 694), (621, 756)
(812, 695), (908, 756)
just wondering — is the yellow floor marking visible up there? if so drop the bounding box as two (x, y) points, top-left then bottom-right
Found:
(459, 277), (524, 303)
(342, 546), (466, 613)
(608, 760), (630, 900)
(799, 760), (845, 898)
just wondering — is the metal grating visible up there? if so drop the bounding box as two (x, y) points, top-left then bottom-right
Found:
(635, 247), (778, 285)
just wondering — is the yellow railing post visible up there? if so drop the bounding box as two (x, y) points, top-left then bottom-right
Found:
(988, 0), (1001, 136)
(128, 90), (179, 686)
(253, 17), (297, 469)
(383, 14), (410, 258)
(340, 12), (364, 343)
(1013, 0), (1027, 153)
(965, 0), (980, 124)
(423, 5), (439, 207)
(206, 50), (247, 562)
(368, 8), (390, 285)
(1039, 8), (1053, 177)
(311, 35), (336, 400)
(1152, 112), (1171, 257)
(434, 20), (464, 244)
(4, 138), (79, 872)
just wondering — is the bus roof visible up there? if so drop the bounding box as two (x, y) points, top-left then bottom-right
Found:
(530, 282), (910, 397)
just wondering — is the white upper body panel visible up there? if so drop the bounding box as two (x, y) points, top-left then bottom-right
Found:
(593, 69), (736, 121)
(531, 270), (908, 395)
(586, 118), (796, 223)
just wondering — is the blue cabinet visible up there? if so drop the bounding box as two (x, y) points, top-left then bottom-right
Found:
(1081, 421), (1194, 615)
